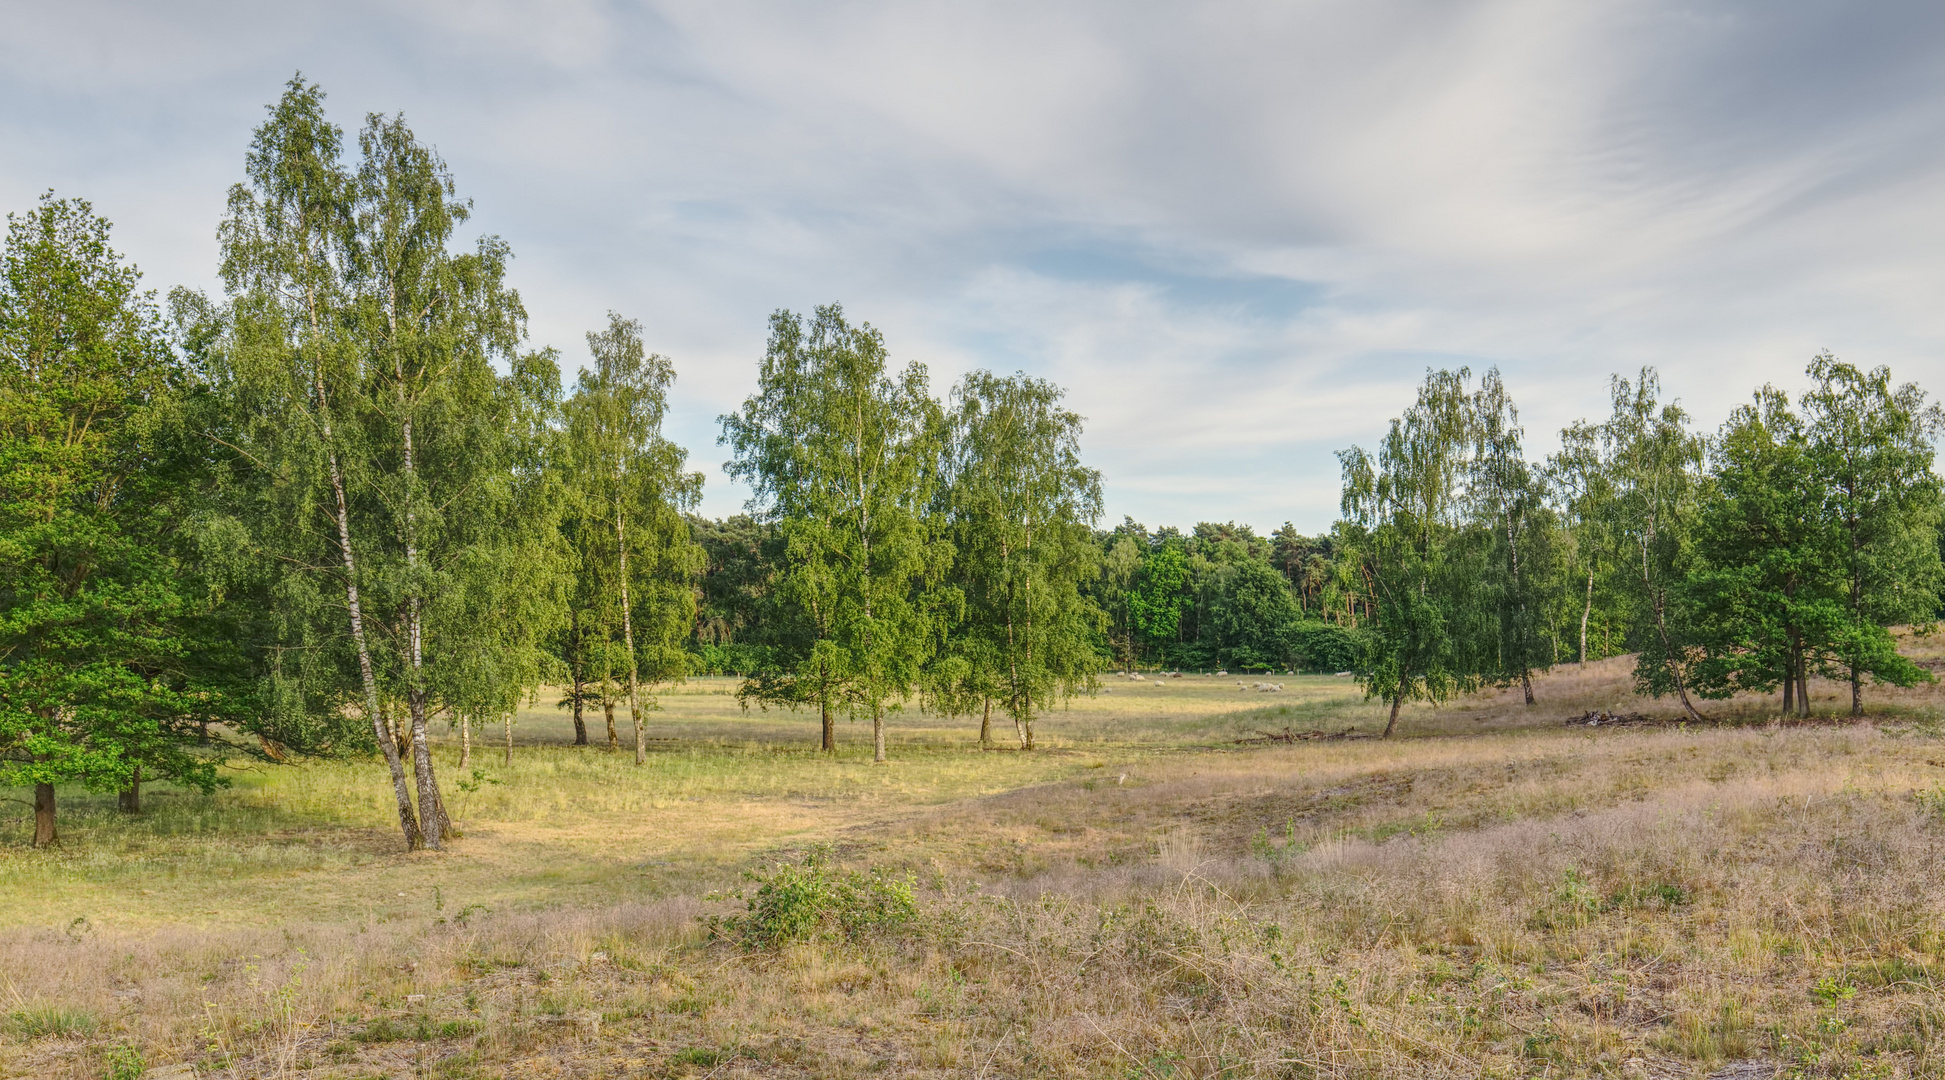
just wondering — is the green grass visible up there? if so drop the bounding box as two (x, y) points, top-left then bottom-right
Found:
(0, 675), (1374, 928)
(12, 662), (1945, 1077)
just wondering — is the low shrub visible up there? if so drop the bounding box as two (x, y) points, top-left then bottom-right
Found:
(709, 848), (917, 949)
(4, 1003), (96, 1039)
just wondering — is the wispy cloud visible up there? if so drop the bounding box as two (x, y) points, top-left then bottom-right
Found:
(6, 1), (1943, 531)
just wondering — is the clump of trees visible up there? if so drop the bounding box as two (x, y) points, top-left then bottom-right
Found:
(6, 74), (1944, 850)
(1331, 364), (1942, 729)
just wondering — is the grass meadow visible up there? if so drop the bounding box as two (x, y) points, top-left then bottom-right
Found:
(7, 643), (1945, 1078)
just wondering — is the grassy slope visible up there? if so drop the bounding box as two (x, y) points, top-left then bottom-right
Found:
(5, 644), (1945, 1078)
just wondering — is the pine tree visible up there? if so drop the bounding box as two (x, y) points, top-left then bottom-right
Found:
(0, 194), (227, 845)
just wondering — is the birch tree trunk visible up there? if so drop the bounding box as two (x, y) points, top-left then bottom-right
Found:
(569, 610), (588, 746)
(1579, 568), (1594, 668)
(398, 404), (448, 847)
(617, 494), (646, 766)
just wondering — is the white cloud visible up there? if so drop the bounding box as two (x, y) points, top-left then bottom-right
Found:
(5, 0), (1944, 531)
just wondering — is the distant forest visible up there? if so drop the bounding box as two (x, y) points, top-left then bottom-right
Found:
(5, 76), (1941, 851)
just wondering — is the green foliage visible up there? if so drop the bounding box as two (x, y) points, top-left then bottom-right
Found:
(710, 848), (918, 949)
(1337, 368), (1487, 728)
(0, 193), (232, 841)
(101, 1044), (144, 1080)
(1287, 620), (1360, 672)
(933, 370), (1104, 746)
(562, 312), (704, 761)
(4, 1002), (97, 1039)
(1128, 542), (1191, 650)
(721, 305), (949, 757)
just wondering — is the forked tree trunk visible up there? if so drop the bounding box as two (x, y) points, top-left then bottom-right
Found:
(1014, 714), (1028, 751)
(409, 699), (448, 849)
(308, 273), (420, 851)
(616, 495), (646, 767)
(1782, 653), (1794, 715)
(33, 783), (56, 847)
(331, 450), (420, 850)
(570, 616), (589, 746)
(119, 764), (141, 813)
(1383, 693), (1403, 739)
(1578, 567), (1594, 668)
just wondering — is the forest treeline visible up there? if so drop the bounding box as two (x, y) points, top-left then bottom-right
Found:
(4, 77), (1942, 851)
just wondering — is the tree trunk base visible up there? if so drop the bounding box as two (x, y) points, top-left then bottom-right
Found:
(119, 765), (141, 813)
(33, 783), (56, 847)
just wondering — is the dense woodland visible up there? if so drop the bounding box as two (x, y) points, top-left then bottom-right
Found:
(6, 78), (1944, 852)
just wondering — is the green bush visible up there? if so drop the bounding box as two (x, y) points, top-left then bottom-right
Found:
(710, 848), (917, 949)
(1287, 620), (1360, 673)
(5, 1003), (97, 1039)
(101, 1045), (144, 1080)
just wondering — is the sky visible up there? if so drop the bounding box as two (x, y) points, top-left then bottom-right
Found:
(6, 1), (1945, 532)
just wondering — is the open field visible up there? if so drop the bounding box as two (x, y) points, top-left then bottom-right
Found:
(7, 647), (1945, 1079)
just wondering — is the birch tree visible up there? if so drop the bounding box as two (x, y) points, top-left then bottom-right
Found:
(1468, 370), (1553, 704)
(218, 78), (422, 847)
(1596, 369), (1709, 721)
(721, 305), (946, 760)
(566, 314), (701, 765)
(219, 77), (564, 849)
(1337, 368), (1481, 737)
(938, 371), (1103, 750)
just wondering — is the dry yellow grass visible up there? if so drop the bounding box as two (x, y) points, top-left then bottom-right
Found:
(5, 649), (1945, 1078)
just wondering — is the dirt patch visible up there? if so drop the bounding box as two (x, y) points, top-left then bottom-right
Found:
(1233, 726), (1374, 744)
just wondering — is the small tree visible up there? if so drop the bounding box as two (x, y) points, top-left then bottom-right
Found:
(938, 371), (1103, 749)
(565, 314), (703, 765)
(0, 195), (225, 845)
(1338, 369), (1482, 737)
(1597, 369), (1708, 721)
(1468, 369), (1555, 703)
(1684, 387), (1835, 714)
(1801, 354), (1943, 715)
(721, 305), (946, 760)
